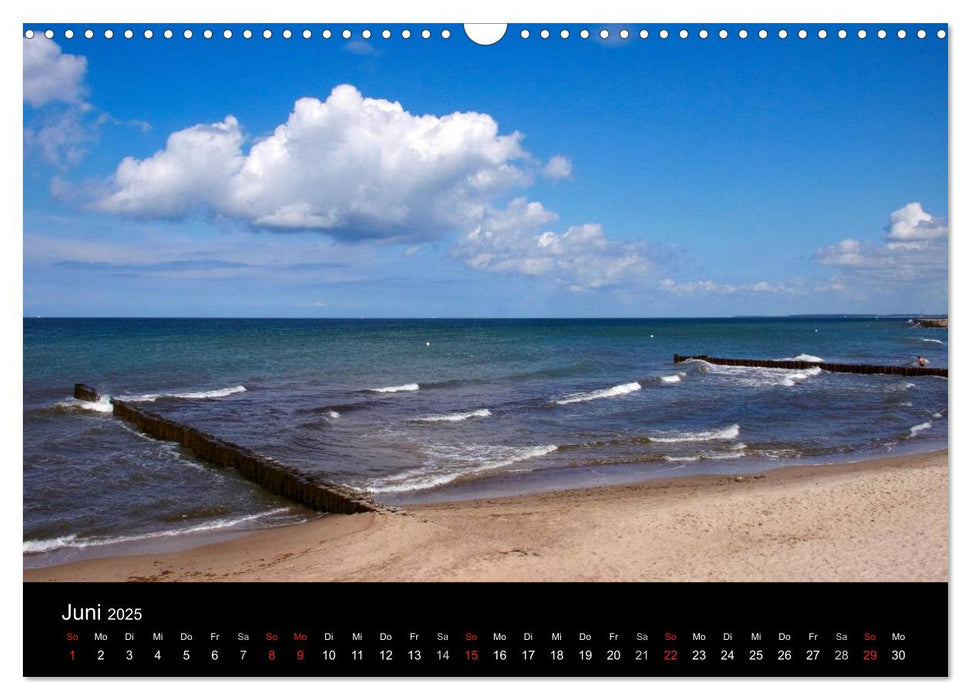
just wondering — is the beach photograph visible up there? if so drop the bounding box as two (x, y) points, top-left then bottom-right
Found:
(23, 24), (948, 584)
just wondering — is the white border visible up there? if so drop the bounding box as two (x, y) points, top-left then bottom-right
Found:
(6, 1), (965, 699)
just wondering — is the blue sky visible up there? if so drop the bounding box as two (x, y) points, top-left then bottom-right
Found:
(23, 24), (948, 317)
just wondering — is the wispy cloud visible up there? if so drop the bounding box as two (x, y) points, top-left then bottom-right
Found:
(542, 154), (572, 180)
(453, 198), (650, 292)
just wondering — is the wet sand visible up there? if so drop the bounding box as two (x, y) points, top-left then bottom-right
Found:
(24, 449), (947, 582)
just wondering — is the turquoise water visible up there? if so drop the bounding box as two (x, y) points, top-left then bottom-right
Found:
(23, 317), (947, 564)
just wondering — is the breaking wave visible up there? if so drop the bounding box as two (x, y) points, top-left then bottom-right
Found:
(24, 508), (291, 554)
(555, 381), (641, 405)
(369, 383), (420, 393)
(117, 385), (247, 402)
(775, 353), (824, 362)
(54, 396), (114, 413)
(650, 424), (741, 443)
(367, 444), (558, 493)
(696, 361), (822, 388)
(415, 409), (492, 423)
(907, 421), (933, 439)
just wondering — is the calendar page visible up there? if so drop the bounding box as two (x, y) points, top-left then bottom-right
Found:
(22, 20), (948, 678)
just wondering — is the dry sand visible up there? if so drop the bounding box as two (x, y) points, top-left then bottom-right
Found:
(24, 450), (948, 583)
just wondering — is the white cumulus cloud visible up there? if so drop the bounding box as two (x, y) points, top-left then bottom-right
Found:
(23, 36), (88, 107)
(96, 84), (533, 241)
(817, 202), (947, 285)
(886, 202), (948, 241)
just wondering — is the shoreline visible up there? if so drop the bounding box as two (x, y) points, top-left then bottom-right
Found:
(24, 449), (948, 582)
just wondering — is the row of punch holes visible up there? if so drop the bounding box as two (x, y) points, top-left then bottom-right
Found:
(24, 26), (947, 42)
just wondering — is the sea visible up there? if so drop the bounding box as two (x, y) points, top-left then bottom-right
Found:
(23, 317), (948, 567)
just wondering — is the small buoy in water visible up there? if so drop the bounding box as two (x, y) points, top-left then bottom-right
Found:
(650, 334), (654, 338)
(814, 329), (818, 332)
(426, 341), (430, 346)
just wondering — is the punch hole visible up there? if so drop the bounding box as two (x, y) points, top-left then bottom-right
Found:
(718, 29), (728, 39)
(143, 29), (152, 39)
(24, 29), (34, 39)
(442, 29), (451, 39)
(540, 29), (550, 39)
(243, 29), (252, 40)
(600, 29), (609, 39)
(163, 29), (173, 40)
(758, 29), (767, 39)
(84, 29), (94, 39)
(282, 29), (292, 39)
(898, 29), (907, 39)
(877, 29), (887, 39)
(342, 29), (351, 39)
(204, 29), (213, 39)
(561, 29), (569, 39)
(64, 29), (74, 39)
(936, 29), (945, 39)
(224, 29), (233, 39)
(837, 29), (847, 39)
(679, 29), (688, 39)
(45, 29), (54, 39)
(323, 29), (332, 39)
(401, 29), (410, 39)
(184, 29), (193, 39)
(263, 29), (272, 39)
(917, 29), (926, 39)
(580, 29), (590, 39)
(640, 29), (649, 39)
(620, 29), (630, 39)
(421, 29), (430, 39)
(738, 29), (748, 39)
(463, 23), (508, 46)
(699, 29), (708, 39)
(778, 29), (787, 39)
(104, 29), (114, 39)
(382, 29), (391, 39)
(818, 29), (827, 39)
(659, 29), (669, 39)
(798, 29), (807, 39)
(857, 29), (867, 39)
(520, 29), (529, 39)
(362, 29), (372, 39)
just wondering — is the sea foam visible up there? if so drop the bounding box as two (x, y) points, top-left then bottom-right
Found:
(55, 396), (114, 413)
(699, 361), (821, 388)
(416, 409), (491, 423)
(24, 507), (291, 554)
(367, 444), (557, 493)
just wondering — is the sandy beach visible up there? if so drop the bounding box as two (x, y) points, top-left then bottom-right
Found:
(24, 449), (947, 583)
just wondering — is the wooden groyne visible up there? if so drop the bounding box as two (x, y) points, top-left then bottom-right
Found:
(73, 385), (383, 514)
(913, 317), (948, 328)
(673, 354), (948, 378)
(73, 383), (99, 402)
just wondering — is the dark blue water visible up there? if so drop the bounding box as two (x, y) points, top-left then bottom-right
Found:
(24, 317), (947, 565)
